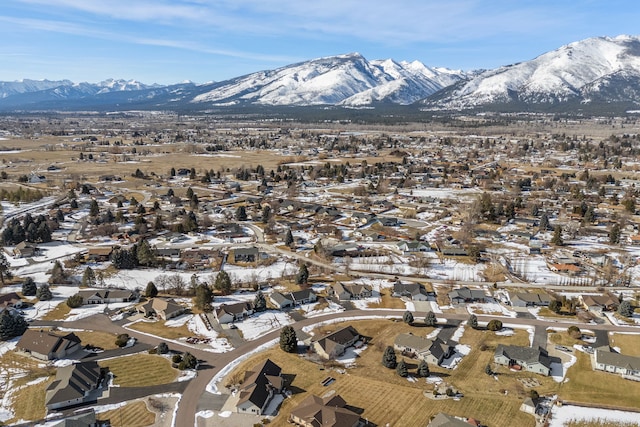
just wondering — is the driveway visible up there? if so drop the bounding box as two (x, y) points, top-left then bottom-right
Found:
(532, 325), (548, 350)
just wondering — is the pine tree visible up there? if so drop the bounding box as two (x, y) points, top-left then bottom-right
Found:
(551, 225), (563, 246)
(235, 206), (247, 221)
(403, 311), (414, 325)
(145, 281), (158, 298)
(194, 284), (213, 312)
(609, 223), (621, 244)
(396, 359), (408, 377)
(280, 325), (297, 353)
(66, 293), (84, 308)
(485, 364), (493, 375)
(539, 213), (549, 231)
(81, 267), (96, 288)
(424, 311), (437, 326)
(0, 251), (9, 285)
(89, 199), (99, 217)
(469, 314), (478, 329)
(618, 300), (633, 317)
(254, 290), (267, 312)
(417, 360), (430, 377)
(285, 229), (294, 247)
(136, 240), (156, 267)
(382, 346), (397, 369)
(0, 310), (28, 340)
(214, 271), (232, 295)
(262, 205), (271, 223)
(36, 284), (53, 301)
(49, 261), (67, 284)
(296, 264), (309, 286)
(22, 277), (37, 296)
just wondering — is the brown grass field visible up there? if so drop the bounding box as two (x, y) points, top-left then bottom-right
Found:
(73, 330), (121, 350)
(6, 376), (55, 424)
(99, 354), (177, 387)
(226, 320), (560, 427)
(96, 400), (156, 427)
(41, 302), (71, 320)
(608, 333), (640, 356)
(127, 318), (193, 340)
(366, 288), (405, 309)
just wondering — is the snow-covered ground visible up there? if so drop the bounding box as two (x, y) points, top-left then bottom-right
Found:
(549, 404), (640, 427)
(235, 310), (293, 341)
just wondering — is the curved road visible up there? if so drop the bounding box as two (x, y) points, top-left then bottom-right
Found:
(58, 308), (639, 427)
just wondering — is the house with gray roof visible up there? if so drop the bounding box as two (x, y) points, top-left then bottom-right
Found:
(269, 289), (317, 309)
(236, 359), (283, 415)
(448, 287), (486, 305)
(289, 394), (362, 427)
(17, 329), (81, 361)
(214, 302), (254, 324)
(137, 298), (186, 320)
(428, 413), (480, 427)
(392, 282), (429, 301)
(594, 346), (640, 380)
(77, 289), (136, 305)
(494, 345), (552, 376)
(509, 292), (551, 307)
(329, 282), (372, 301)
(45, 361), (107, 410)
(394, 333), (456, 366)
(313, 325), (361, 360)
(269, 292), (294, 309)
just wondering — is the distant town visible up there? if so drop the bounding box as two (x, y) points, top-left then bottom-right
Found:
(0, 112), (639, 427)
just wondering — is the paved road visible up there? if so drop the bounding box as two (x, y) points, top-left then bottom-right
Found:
(58, 308), (638, 427)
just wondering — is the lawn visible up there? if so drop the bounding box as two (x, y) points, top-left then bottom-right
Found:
(96, 400), (156, 427)
(74, 330), (120, 350)
(366, 289), (405, 309)
(226, 320), (553, 427)
(99, 354), (177, 387)
(6, 376), (55, 424)
(609, 333), (640, 356)
(548, 330), (585, 348)
(128, 318), (193, 340)
(559, 352), (640, 408)
(41, 302), (71, 320)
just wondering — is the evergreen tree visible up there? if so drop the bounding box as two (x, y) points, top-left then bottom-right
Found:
(424, 311), (437, 326)
(214, 271), (232, 295)
(81, 267), (96, 287)
(285, 229), (294, 247)
(417, 360), (430, 378)
(235, 205), (247, 221)
(0, 310), (28, 340)
(609, 223), (621, 244)
(22, 277), (37, 296)
(485, 364), (493, 375)
(70, 199), (78, 209)
(49, 260), (67, 284)
(0, 251), (9, 285)
(66, 293), (84, 308)
(539, 213), (549, 231)
(396, 359), (408, 377)
(194, 284), (214, 312)
(157, 342), (169, 354)
(618, 300), (633, 317)
(403, 311), (414, 325)
(382, 346), (397, 369)
(296, 264), (309, 286)
(261, 205), (271, 223)
(145, 281), (158, 298)
(136, 240), (156, 267)
(280, 325), (297, 353)
(89, 199), (99, 217)
(254, 290), (267, 312)
(469, 314), (478, 329)
(551, 225), (563, 246)
(36, 284), (53, 301)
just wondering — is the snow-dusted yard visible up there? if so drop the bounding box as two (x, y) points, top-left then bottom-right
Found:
(549, 404), (640, 427)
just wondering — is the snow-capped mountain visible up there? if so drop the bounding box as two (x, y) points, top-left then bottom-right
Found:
(0, 79), (74, 99)
(191, 53), (468, 106)
(425, 35), (640, 109)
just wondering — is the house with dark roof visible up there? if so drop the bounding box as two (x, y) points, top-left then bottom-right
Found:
(45, 361), (107, 410)
(494, 345), (552, 376)
(270, 289), (317, 309)
(214, 302), (254, 324)
(17, 329), (81, 361)
(137, 298), (186, 320)
(509, 292), (551, 308)
(448, 287), (486, 305)
(236, 359), (283, 415)
(397, 240), (430, 254)
(392, 282), (429, 301)
(394, 333), (456, 366)
(0, 292), (23, 311)
(77, 289), (136, 305)
(594, 346), (640, 380)
(289, 394), (362, 427)
(49, 409), (97, 427)
(329, 282), (373, 301)
(233, 247), (260, 263)
(12, 241), (38, 258)
(85, 247), (114, 262)
(579, 294), (620, 314)
(269, 292), (294, 309)
(313, 326), (361, 360)
(428, 413), (480, 427)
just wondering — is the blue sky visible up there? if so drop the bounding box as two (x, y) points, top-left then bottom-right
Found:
(1, 0), (639, 84)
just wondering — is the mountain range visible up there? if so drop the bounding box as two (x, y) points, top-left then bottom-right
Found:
(2, 35), (640, 113)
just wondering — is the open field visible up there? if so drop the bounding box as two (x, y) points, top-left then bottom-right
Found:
(74, 330), (120, 350)
(128, 319), (193, 340)
(559, 352), (640, 408)
(99, 354), (177, 387)
(609, 333), (640, 356)
(366, 289), (405, 309)
(6, 376), (55, 424)
(226, 320), (551, 427)
(41, 302), (71, 320)
(96, 400), (156, 427)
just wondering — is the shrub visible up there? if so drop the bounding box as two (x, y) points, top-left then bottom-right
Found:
(487, 319), (503, 331)
(157, 342), (169, 354)
(172, 354), (182, 363)
(567, 325), (581, 339)
(115, 333), (130, 347)
(66, 293), (84, 308)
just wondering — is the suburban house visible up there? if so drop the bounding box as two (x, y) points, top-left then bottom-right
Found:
(45, 361), (107, 410)
(233, 247), (260, 263)
(12, 241), (38, 258)
(448, 287), (486, 305)
(289, 394), (362, 427)
(509, 292), (551, 307)
(397, 240), (430, 254)
(270, 289), (317, 309)
(392, 282), (429, 301)
(428, 413), (481, 427)
(85, 247), (114, 262)
(236, 359), (283, 415)
(0, 292), (24, 311)
(17, 329), (82, 361)
(214, 302), (254, 324)
(394, 333), (456, 366)
(329, 282), (373, 301)
(313, 325), (361, 359)
(77, 289), (136, 305)
(594, 346), (640, 380)
(520, 397), (540, 416)
(137, 298), (186, 320)
(48, 410), (97, 427)
(494, 345), (552, 376)
(579, 294), (620, 314)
